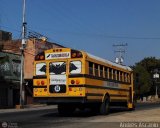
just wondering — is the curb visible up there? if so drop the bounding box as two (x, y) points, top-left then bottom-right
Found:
(0, 105), (57, 114)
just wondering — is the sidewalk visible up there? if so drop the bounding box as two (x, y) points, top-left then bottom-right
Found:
(137, 98), (160, 103)
(0, 104), (57, 114)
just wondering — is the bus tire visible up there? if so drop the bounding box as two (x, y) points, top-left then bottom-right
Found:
(58, 104), (75, 116)
(100, 95), (110, 115)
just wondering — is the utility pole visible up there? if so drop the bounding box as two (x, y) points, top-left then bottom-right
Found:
(113, 43), (127, 65)
(20, 0), (27, 108)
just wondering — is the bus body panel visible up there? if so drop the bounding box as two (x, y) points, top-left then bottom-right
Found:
(33, 48), (135, 110)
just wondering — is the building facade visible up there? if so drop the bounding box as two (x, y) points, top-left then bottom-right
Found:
(0, 30), (64, 107)
(0, 52), (21, 108)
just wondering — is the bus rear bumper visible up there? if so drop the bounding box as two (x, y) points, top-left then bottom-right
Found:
(33, 97), (87, 104)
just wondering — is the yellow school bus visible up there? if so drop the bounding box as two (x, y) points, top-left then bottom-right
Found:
(33, 48), (135, 115)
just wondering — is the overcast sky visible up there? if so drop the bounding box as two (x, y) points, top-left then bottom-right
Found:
(0, 0), (160, 66)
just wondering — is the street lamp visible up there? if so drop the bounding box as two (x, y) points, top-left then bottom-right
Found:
(153, 72), (159, 99)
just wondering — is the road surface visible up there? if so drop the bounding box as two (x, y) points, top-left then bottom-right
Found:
(0, 102), (160, 128)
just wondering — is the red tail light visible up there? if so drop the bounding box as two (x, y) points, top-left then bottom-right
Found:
(36, 81), (40, 85)
(35, 52), (45, 61)
(41, 80), (45, 85)
(71, 49), (83, 58)
(71, 80), (75, 84)
(69, 88), (72, 91)
(71, 53), (77, 58)
(76, 80), (80, 84)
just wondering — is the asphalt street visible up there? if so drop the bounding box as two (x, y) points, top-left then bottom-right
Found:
(0, 102), (160, 128)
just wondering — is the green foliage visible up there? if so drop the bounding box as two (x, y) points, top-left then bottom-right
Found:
(133, 57), (160, 96)
(136, 57), (160, 72)
(133, 65), (151, 95)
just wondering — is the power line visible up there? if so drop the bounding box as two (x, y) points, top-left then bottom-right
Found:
(27, 27), (160, 40)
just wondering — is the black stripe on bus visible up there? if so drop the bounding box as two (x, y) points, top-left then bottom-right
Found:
(86, 93), (127, 97)
(69, 85), (84, 87)
(33, 86), (47, 88)
(86, 93), (103, 97)
(111, 99), (127, 102)
(85, 85), (129, 92)
(33, 75), (47, 79)
(69, 74), (131, 85)
(110, 94), (128, 98)
(68, 84), (129, 92)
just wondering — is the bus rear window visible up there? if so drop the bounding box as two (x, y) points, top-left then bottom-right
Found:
(49, 62), (66, 75)
(35, 62), (46, 75)
(70, 61), (82, 74)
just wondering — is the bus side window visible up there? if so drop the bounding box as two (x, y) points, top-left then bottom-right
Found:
(124, 73), (127, 83)
(100, 65), (103, 77)
(95, 64), (98, 76)
(113, 69), (116, 80)
(128, 74), (131, 83)
(105, 67), (108, 79)
(109, 68), (112, 79)
(127, 73), (131, 83)
(120, 71), (122, 82)
(117, 70), (120, 81)
(89, 62), (93, 75)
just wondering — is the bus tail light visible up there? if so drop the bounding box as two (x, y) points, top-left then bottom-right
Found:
(77, 52), (82, 58)
(71, 49), (83, 58)
(71, 53), (77, 58)
(35, 52), (45, 61)
(76, 80), (80, 84)
(36, 81), (40, 85)
(53, 49), (62, 52)
(71, 80), (75, 84)
(71, 79), (80, 84)
(34, 88), (38, 92)
(41, 80), (45, 85)
(69, 87), (72, 91)
(40, 55), (45, 60)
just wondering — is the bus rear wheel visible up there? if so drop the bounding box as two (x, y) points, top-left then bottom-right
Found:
(100, 95), (110, 115)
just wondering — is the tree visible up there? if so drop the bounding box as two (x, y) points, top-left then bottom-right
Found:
(137, 57), (160, 73)
(133, 65), (152, 97)
(133, 57), (160, 98)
